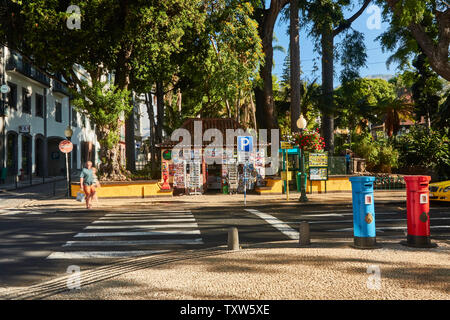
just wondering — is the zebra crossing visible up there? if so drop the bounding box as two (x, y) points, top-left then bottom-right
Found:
(47, 209), (204, 259)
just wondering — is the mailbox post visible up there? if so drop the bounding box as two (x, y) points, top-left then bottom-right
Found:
(349, 176), (380, 249)
(402, 176), (437, 248)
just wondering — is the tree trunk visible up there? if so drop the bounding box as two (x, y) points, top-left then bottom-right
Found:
(125, 96), (136, 172)
(97, 125), (127, 181)
(156, 81), (164, 143)
(155, 81), (165, 167)
(145, 93), (157, 177)
(254, 1), (289, 130)
(321, 25), (335, 154)
(290, 1), (301, 133)
(249, 93), (257, 131)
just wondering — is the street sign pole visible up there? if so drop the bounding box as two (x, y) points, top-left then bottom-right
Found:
(65, 152), (70, 198)
(59, 139), (73, 199)
(286, 148), (289, 201)
(237, 136), (253, 207)
(280, 142), (292, 201)
(244, 162), (247, 206)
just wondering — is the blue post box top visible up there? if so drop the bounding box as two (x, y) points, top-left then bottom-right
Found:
(349, 176), (375, 183)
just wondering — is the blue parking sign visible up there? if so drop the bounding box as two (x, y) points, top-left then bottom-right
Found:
(238, 136), (253, 152)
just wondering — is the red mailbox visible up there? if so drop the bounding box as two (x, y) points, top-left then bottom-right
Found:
(403, 176), (437, 248)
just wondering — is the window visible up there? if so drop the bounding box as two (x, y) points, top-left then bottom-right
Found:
(90, 118), (94, 130)
(7, 82), (17, 110)
(72, 144), (78, 170)
(71, 108), (77, 127)
(22, 88), (31, 114)
(35, 94), (43, 117)
(81, 114), (86, 128)
(55, 102), (62, 122)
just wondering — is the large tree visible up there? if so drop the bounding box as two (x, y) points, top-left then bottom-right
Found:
(304, 0), (371, 153)
(0, 0), (204, 179)
(289, 0), (301, 132)
(254, 0), (290, 130)
(378, 0), (450, 81)
(335, 78), (398, 132)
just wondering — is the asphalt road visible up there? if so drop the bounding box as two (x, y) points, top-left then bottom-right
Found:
(0, 200), (448, 288)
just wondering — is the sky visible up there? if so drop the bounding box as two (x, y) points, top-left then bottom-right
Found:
(271, 2), (401, 87)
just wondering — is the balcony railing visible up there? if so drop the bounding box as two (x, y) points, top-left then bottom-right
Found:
(6, 51), (50, 87)
(52, 78), (69, 96)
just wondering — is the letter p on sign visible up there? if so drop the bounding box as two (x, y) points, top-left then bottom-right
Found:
(238, 136), (253, 152)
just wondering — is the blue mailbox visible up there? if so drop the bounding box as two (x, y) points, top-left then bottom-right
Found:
(349, 176), (380, 249)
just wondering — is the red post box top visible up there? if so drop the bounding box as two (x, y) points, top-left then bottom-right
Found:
(404, 175), (431, 191)
(404, 175), (431, 182)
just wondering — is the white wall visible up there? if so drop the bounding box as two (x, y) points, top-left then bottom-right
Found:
(2, 46), (99, 175)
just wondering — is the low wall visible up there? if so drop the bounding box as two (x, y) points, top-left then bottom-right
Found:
(307, 176), (352, 193)
(72, 180), (173, 198)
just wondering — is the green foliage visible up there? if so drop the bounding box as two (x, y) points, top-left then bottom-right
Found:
(375, 0), (449, 81)
(1, 0), (212, 177)
(275, 75), (321, 137)
(435, 94), (450, 128)
(72, 80), (132, 149)
(339, 30), (367, 82)
(335, 78), (397, 130)
(174, 0), (264, 120)
(351, 132), (399, 173)
(411, 54), (445, 126)
(394, 126), (450, 178)
(375, 0), (437, 69)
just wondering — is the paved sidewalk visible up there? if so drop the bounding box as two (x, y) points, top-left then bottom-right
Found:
(0, 176), (66, 192)
(0, 179), (67, 210)
(2, 238), (448, 300)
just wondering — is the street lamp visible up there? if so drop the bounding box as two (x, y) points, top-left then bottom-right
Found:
(64, 126), (73, 198)
(64, 126), (73, 140)
(297, 115), (308, 202)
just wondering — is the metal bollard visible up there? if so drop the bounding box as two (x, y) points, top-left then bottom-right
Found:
(227, 226), (239, 251)
(299, 221), (310, 246)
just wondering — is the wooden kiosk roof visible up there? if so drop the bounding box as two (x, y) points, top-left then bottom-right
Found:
(158, 118), (255, 148)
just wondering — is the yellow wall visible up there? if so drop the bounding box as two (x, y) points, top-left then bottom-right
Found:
(72, 182), (173, 198)
(255, 178), (283, 194)
(306, 176), (352, 193)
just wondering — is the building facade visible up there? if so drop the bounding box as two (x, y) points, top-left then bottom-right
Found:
(0, 46), (99, 180)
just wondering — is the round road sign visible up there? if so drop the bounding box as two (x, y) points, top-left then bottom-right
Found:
(59, 140), (73, 153)
(1, 85), (10, 94)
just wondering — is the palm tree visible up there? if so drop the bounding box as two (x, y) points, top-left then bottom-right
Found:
(377, 96), (414, 137)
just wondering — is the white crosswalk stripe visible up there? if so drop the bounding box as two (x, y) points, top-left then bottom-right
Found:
(74, 230), (201, 237)
(46, 210), (203, 259)
(84, 223), (199, 229)
(93, 218), (196, 223)
(245, 208), (299, 240)
(63, 239), (204, 247)
(47, 250), (169, 259)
